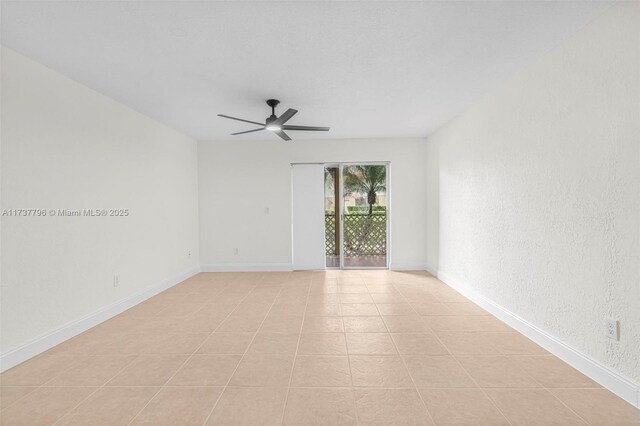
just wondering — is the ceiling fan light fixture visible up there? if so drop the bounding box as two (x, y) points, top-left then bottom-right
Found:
(266, 125), (281, 131)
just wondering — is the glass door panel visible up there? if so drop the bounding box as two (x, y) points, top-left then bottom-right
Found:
(341, 164), (388, 268)
(324, 166), (340, 268)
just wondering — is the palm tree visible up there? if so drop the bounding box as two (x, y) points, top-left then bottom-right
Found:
(343, 165), (386, 214)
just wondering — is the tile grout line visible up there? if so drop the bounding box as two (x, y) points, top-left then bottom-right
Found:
(51, 354), (141, 425)
(278, 273), (313, 425)
(339, 275), (361, 426)
(403, 280), (515, 426)
(0, 386), (39, 413)
(388, 275), (513, 425)
(518, 374), (593, 425)
(0, 351), (98, 414)
(200, 273), (288, 426)
(40, 302), (197, 426)
(450, 351), (589, 423)
(12, 384), (611, 391)
(7, 384), (528, 389)
(423, 280), (550, 426)
(126, 275), (261, 426)
(386, 279), (438, 426)
(471, 357), (593, 425)
(495, 351), (593, 424)
(430, 286), (594, 426)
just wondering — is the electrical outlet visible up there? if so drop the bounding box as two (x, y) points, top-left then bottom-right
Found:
(233, 248), (239, 255)
(187, 250), (192, 258)
(113, 275), (120, 288)
(605, 318), (619, 340)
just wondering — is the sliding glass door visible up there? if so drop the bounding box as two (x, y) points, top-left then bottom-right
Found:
(324, 163), (389, 269)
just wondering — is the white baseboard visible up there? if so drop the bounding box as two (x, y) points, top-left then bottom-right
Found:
(424, 263), (438, 277)
(389, 262), (429, 271)
(436, 270), (640, 409)
(201, 263), (293, 272)
(0, 266), (200, 373)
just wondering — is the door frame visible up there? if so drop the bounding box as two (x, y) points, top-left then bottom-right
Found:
(324, 161), (390, 270)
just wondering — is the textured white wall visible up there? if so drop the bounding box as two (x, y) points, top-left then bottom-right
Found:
(0, 48), (200, 353)
(198, 138), (426, 269)
(425, 3), (639, 383)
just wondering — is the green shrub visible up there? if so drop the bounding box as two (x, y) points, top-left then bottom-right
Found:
(346, 205), (386, 213)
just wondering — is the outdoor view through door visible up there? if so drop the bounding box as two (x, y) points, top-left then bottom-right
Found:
(325, 164), (388, 268)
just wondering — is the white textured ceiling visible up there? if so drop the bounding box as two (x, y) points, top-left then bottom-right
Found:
(1, 1), (610, 141)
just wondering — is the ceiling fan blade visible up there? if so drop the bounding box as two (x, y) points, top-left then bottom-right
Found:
(231, 128), (265, 135)
(274, 129), (292, 141)
(218, 114), (264, 126)
(272, 108), (298, 126)
(282, 125), (330, 131)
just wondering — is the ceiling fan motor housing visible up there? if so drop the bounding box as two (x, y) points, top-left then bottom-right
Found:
(266, 99), (280, 119)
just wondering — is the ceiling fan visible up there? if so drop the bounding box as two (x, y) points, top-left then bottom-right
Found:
(218, 99), (330, 141)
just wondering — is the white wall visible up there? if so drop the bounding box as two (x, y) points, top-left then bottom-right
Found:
(199, 138), (425, 270)
(424, 137), (439, 274)
(425, 2), (639, 385)
(0, 48), (200, 356)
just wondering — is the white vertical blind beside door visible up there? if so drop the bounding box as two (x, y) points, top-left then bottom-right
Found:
(291, 164), (326, 270)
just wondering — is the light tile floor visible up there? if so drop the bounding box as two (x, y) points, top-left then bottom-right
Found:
(1, 271), (639, 425)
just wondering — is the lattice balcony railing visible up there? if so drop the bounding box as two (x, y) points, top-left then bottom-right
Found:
(325, 214), (337, 254)
(325, 213), (387, 256)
